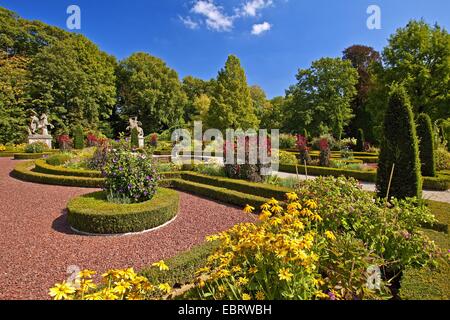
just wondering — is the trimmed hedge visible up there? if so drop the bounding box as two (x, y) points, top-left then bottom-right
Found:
(12, 161), (104, 188)
(67, 188), (179, 234)
(14, 153), (47, 160)
(180, 172), (291, 200)
(0, 152), (15, 158)
(167, 179), (270, 208)
(34, 159), (102, 178)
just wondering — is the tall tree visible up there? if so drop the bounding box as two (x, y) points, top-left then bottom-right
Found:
(260, 96), (285, 130)
(369, 20), (450, 126)
(416, 113), (436, 177)
(342, 45), (381, 141)
(117, 52), (187, 134)
(29, 35), (117, 134)
(285, 57), (358, 139)
(182, 76), (214, 123)
(376, 84), (422, 199)
(206, 55), (259, 131)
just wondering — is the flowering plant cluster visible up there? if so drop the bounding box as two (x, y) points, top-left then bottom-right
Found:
(57, 135), (72, 151)
(149, 133), (158, 148)
(296, 135), (311, 165)
(102, 138), (159, 203)
(86, 133), (103, 147)
(25, 141), (48, 153)
(0, 144), (5, 152)
(318, 138), (331, 167)
(49, 261), (171, 300)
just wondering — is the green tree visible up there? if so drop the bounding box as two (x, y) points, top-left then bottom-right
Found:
(260, 96), (285, 130)
(285, 57), (358, 139)
(416, 113), (436, 177)
(192, 93), (211, 122)
(369, 20), (450, 125)
(376, 84), (422, 199)
(356, 128), (365, 152)
(206, 55), (259, 131)
(117, 53), (187, 133)
(29, 35), (117, 134)
(182, 76), (214, 123)
(0, 52), (30, 143)
(342, 45), (381, 142)
(73, 125), (84, 150)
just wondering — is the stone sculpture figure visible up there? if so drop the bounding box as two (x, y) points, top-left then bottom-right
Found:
(127, 117), (144, 137)
(39, 113), (54, 136)
(28, 111), (40, 135)
(27, 110), (54, 149)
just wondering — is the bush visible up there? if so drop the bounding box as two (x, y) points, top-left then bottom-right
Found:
(277, 150), (298, 165)
(192, 162), (226, 177)
(436, 148), (450, 171)
(417, 114), (436, 177)
(25, 142), (48, 154)
(35, 159), (102, 178)
(57, 135), (72, 151)
(357, 128), (365, 152)
(103, 139), (159, 203)
(46, 153), (73, 166)
(377, 84), (422, 199)
(14, 153), (46, 160)
(279, 134), (297, 149)
(319, 138), (331, 167)
(131, 127), (139, 149)
(87, 140), (109, 170)
(67, 188), (179, 234)
(73, 126), (84, 150)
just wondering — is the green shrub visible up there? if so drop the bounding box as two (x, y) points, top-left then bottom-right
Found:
(192, 163), (226, 177)
(131, 127), (139, 149)
(279, 134), (297, 149)
(14, 153), (46, 160)
(34, 159), (102, 178)
(356, 128), (365, 152)
(67, 188), (179, 234)
(417, 114), (436, 177)
(276, 150), (298, 165)
(73, 125), (85, 150)
(25, 142), (48, 154)
(377, 84), (422, 199)
(46, 153), (73, 166)
(436, 148), (450, 171)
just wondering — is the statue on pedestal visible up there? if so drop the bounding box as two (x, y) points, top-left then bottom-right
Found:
(126, 117), (145, 148)
(27, 110), (54, 149)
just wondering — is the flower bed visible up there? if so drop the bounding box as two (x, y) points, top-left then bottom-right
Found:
(13, 153), (48, 160)
(67, 188), (179, 234)
(34, 159), (102, 178)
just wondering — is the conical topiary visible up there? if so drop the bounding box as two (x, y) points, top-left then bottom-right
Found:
(376, 84), (422, 199)
(416, 113), (436, 177)
(131, 127), (139, 148)
(356, 128), (365, 152)
(73, 125), (84, 150)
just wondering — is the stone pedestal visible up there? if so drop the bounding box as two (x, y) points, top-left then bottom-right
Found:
(28, 135), (52, 149)
(138, 137), (145, 149)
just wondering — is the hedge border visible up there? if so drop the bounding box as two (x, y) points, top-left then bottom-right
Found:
(67, 188), (179, 234)
(34, 159), (103, 178)
(13, 153), (48, 160)
(278, 164), (449, 191)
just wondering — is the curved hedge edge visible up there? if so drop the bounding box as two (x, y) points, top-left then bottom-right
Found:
(67, 188), (179, 234)
(14, 153), (48, 160)
(167, 178), (270, 208)
(34, 159), (103, 178)
(0, 152), (16, 158)
(11, 161), (104, 188)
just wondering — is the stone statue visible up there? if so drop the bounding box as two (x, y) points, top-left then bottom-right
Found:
(28, 111), (40, 135)
(127, 117), (144, 137)
(39, 113), (54, 136)
(27, 110), (54, 149)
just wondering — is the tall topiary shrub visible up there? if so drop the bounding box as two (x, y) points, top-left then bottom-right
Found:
(73, 125), (84, 150)
(131, 127), (139, 149)
(416, 113), (436, 177)
(356, 128), (365, 152)
(376, 84), (422, 199)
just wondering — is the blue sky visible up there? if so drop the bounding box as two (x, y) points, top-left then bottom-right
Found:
(1, 0), (449, 98)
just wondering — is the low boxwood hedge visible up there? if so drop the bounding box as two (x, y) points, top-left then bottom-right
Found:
(167, 178), (270, 208)
(13, 153), (48, 160)
(34, 159), (103, 178)
(12, 161), (105, 188)
(0, 152), (15, 158)
(180, 172), (291, 200)
(67, 188), (179, 234)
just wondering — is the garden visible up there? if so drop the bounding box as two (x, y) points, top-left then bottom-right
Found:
(0, 6), (449, 301)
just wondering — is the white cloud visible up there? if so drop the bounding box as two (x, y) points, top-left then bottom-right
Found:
(242, 0), (273, 17)
(191, 1), (233, 32)
(251, 21), (271, 35)
(179, 16), (199, 29)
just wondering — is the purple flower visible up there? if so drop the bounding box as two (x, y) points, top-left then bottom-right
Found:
(119, 167), (123, 171)
(146, 175), (152, 180)
(327, 291), (336, 301)
(128, 184), (133, 189)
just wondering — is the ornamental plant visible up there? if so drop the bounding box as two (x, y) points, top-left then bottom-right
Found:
(49, 262), (172, 300)
(86, 133), (99, 147)
(131, 127), (139, 149)
(296, 135), (311, 165)
(57, 135), (72, 151)
(357, 129), (365, 152)
(73, 125), (85, 150)
(149, 133), (158, 148)
(102, 137), (159, 203)
(25, 142), (48, 153)
(416, 113), (436, 177)
(319, 138), (330, 167)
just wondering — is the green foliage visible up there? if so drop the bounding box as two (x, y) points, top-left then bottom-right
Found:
(435, 148), (450, 171)
(417, 114), (436, 177)
(35, 159), (102, 178)
(13, 153), (45, 160)
(206, 55), (259, 130)
(103, 139), (159, 203)
(356, 128), (365, 152)
(130, 127), (139, 149)
(73, 125), (85, 150)
(277, 150), (298, 165)
(259, 96), (285, 130)
(376, 84), (422, 199)
(25, 142), (48, 153)
(192, 163), (226, 177)
(182, 76), (214, 123)
(29, 35), (117, 134)
(67, 189), (179, 234)
(279, 134), (297, 149)
(285, 57), (358, 138)
(117, 53), (187, 134)
(45, 153), (73, 166)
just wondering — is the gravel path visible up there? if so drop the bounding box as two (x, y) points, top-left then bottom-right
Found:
(276, 171), (450, 204)
(0, 158), (256, 300)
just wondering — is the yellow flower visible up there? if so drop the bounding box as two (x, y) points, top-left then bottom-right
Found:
(78, 269), (96, 279)
(158, 283), (172, 294)
(48, 282), (76, 300)
(248, 266), (258, 274)
(260, 203), (271, 211)
(305, 199), (318, 209)
(243, 205), (255, 214)
(268, 198), (279, 206)
(218, 285), (226, 292)
(113, 280), (131, 295)
(101, 289), (119, 300)
(242, 293), (252, 300)
(286, 192), (299, 202)
(259, 211), (272, 221)
(152, 260), (169, 271)
(236, 277), (249, 286)
(206, 235), (220, 242)
(278, 268), (293, 282)
(231, 265), (242, 273)
(255, 291), (265, 300)
(325, 231), (336, 241)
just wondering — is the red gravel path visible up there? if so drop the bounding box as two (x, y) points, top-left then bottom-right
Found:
(0, 158), (256, 300)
